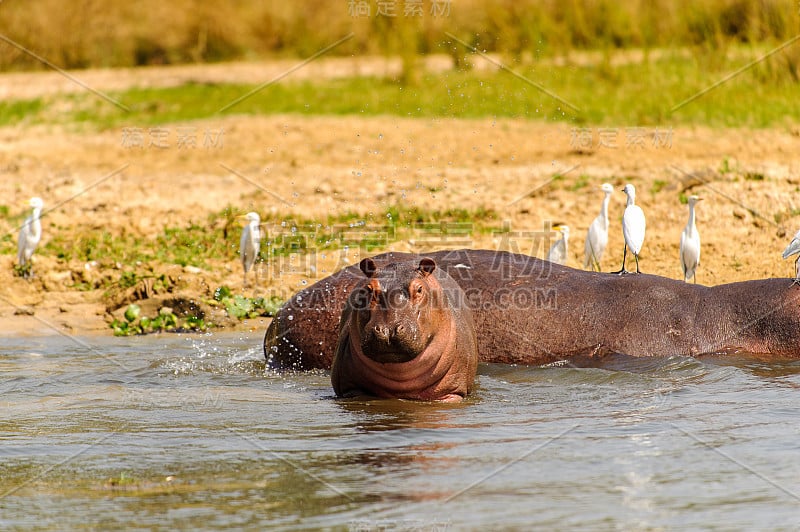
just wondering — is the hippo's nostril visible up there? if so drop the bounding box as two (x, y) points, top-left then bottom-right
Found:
(395, 324), (405, 334)
(373, 325), (390, 340)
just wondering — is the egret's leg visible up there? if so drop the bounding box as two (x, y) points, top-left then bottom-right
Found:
(634, 253), (640, 274)
(612, 246), (628, 275)
(592, 243), (602, 272)
(591, 252), (601, 272)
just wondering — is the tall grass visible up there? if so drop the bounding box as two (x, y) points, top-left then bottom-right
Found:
(0, 1), (798, 71)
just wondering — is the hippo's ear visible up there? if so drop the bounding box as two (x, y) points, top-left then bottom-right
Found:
(359, 258), (378, 278)
(417, 258), (436, 277)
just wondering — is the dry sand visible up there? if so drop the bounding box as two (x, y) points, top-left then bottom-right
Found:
(1, 63), (799, 337)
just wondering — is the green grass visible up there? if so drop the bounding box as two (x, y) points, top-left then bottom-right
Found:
(2, 49), (799, 129)
(569, 174), (591, 191)
(264, 203), (498, 257)
(0, 99), (44, 126)
(743, 171), (765, 181)
(0, 203), (498, 267)
(651, 180), (668, 195)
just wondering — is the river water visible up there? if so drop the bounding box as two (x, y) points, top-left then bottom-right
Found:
(2, 332), (799, 530)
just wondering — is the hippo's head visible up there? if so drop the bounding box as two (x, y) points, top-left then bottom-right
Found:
(332, 255), (478, 402)
(350, 257), (445, 364)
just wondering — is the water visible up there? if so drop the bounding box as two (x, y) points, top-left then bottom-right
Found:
(2, 333), (800, 530)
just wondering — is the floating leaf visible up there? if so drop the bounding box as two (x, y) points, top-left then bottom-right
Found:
(214, 285), (232, 301)
(124, 304), (141, 323)
(225, 295), (253, 319)
(111, 319), (129, 336)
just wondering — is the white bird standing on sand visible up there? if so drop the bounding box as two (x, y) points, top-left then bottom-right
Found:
(17, 196), (44, 279)
(547, 225), (570, 266)
(583, 183), (614, 271)
(680, 195), (703, 283)
(240, 212), (261, 288)
(782, 228), (800, 283)
(614, 184), (646, 274)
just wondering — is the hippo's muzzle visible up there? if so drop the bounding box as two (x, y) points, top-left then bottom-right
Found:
(361, 321), (419, 363)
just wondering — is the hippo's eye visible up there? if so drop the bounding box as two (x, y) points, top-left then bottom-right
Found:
(416, 285), (423, 295)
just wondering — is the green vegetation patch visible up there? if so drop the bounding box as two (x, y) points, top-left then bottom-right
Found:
(11, 203), (496, 268)
(212, 286), (283, 320)
(0, 98), (44, 126)
(2, 49), (798, 129)
(264, 203), (499, 258)
(111, 304), (203, 336)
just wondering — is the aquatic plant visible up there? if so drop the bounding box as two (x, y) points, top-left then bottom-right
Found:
(111, 304), (207, 336)
(213, 286), (284, 320)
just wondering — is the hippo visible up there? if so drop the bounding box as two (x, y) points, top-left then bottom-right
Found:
(264, 249), (800, 370)
(331, 257), (478, 402)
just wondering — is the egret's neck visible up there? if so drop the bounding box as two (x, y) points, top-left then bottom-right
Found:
(687, 204), (697, 232)
(600, 193), (611, 220)
(626, 193), (635, 207)
(30, 208), (42, 236)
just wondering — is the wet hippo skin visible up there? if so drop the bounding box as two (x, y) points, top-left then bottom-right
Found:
(265, 249), (800, 370)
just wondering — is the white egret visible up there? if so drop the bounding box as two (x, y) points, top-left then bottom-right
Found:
(583, 183), (614, 271)
(782, 228), (800, 283)
(17, 196), (44, 279)
(547, 225), (570, 266)
(239, 212), (261, 288)
(679, 195), (702, 283)
(614, 184), (646, 274)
